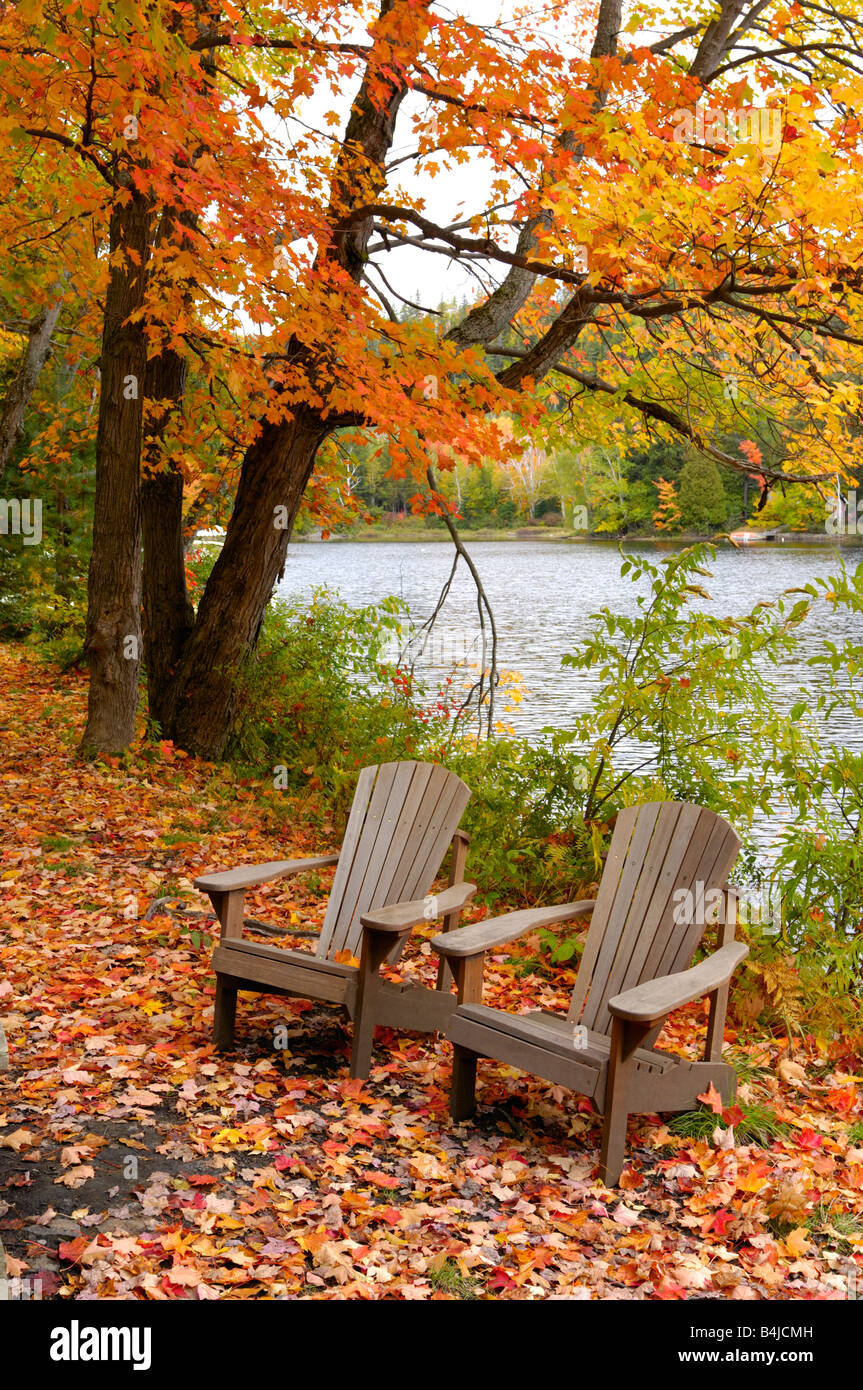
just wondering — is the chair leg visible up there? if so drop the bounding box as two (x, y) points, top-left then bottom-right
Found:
(599, 1016), (648, 1187)
(450, 1044), (478, 1121)
(349, 928), (392, 1080)
(213, 977), (238, 1050)
(598, 1095), (628, 1188)
(349, 1002), (376, 1080)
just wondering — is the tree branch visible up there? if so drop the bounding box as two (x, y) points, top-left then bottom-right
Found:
(487, 345), (834, 485)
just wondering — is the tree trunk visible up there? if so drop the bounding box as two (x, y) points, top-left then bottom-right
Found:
(141, 342), (194, 729)
(0, 300), (62, 471)
(79, 192), (153, 755)
(53, 488), (75, 598)
(162, 409), (326, 758)
(158, 0), (414, 760)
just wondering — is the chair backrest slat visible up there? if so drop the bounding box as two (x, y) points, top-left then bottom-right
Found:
(575, 802), (665, 1030)
(315, 763), (378, 959)
(654, 816), (739, 981)
(380, 765), (472, 966)
(568, 803), (640, 1025)
(568, 801), (740, 1037)
(637, 812), (741, 1049)
(391, 767), (470, 903)
(352, 762), (436, 915)
(328, 761), (435, 957)
(592, 801), (691, 1019)
(317, 762), (399, 959)
(316, 761), (470, 961)
(607, 802), (705, 1007)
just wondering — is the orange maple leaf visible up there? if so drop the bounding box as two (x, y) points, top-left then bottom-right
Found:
(697, 1082), (724, 1114)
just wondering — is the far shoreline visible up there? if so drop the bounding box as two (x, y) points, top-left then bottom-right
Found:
(287, 527), (863, 548)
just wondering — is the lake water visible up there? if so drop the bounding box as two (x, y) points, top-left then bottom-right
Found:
(271, 538), (863, 854)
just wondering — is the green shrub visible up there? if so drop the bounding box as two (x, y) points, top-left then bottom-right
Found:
(558, 543), (808, 829)
(447, 735), (597, 908)
(764, 565), (863, 1024)
(226, 587), (446, 814)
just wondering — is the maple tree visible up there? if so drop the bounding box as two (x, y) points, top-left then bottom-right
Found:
(652, 475), (683, 531)
(3, 1), (863, 756)
(1, 0), (304, 747)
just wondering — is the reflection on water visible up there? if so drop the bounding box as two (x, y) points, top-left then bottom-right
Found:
(273, 538), (863, 855)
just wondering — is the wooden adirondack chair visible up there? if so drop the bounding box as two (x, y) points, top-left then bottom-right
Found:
(195, 761), (474, 1079)
(428, 800), (748, 1186)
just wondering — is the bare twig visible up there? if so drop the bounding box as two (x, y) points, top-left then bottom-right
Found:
(422, 465), (500, 740)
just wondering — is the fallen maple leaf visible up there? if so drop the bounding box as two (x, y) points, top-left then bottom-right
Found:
(60, 1144), (94, 1167)
(713, 1124), (736, 1150)
(61, 1068), (91, 1085)
(359, 1170), (399, 1188)
(374, 1206), (402, 1226)
(612, 1202), (639, 1227)
(54, 1164), (95, 1188)
(57, 1236), (100, 1265)
(408, 1152), (452, 1181)
(797, 1129), (824, 1150)
(825, 1085), (856, 1114)
(778, 1058), (807, 1086)
(0, 1127), (36, 1151)
(781, 1228), (811, 1259)
(697, 1083), (723, 1114)
(122, 1088), (162, 1105)
(704, 1209), (735, 1237)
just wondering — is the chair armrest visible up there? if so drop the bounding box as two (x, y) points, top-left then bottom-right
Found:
(195, 854), (339, 895)
(359, 881), (477, 936)
(608, 942), (749, 1025)
(430, 899), (596, 960)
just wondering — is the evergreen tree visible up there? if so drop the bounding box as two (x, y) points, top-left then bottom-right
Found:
(678, 456), (728, 530)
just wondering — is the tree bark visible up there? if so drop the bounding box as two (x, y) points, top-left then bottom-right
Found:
(141, 339), (194, 729)
(0, 300), (62, 471)
(162, 408), (327, 757)
(141, 460), (194, 728)
(79, 191), (153, 755)
(690, 0), (747, 81)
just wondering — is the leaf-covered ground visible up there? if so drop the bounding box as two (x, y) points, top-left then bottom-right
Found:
(0, 646), (861, 1300)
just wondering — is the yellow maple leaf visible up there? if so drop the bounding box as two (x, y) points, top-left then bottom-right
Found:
(781, 1227), (811, 1259)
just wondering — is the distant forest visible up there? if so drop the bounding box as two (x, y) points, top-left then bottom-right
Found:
(312, 299), (852, 538)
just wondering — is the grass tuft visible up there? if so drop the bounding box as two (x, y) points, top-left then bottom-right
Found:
(427, 1257), (481, 1300)
(667, 1101), (791, 1147)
